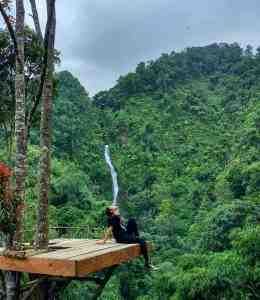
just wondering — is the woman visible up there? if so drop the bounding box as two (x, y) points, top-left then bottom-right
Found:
(97, 206), (152, 269)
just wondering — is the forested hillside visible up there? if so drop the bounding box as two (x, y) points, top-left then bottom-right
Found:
(1, 42), (260, 299)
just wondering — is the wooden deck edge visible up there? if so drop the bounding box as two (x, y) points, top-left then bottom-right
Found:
(76, 244), (143, 277)
(0, 242), (153, 278)
(0, 256), (76, 277)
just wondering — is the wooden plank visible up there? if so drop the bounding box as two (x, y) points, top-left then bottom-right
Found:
(73, 243), (152, 261)
(33, 239), (93, 258)
(49, 243), (119, 260)
(75, 244), (141, 277)
(64, 243), (122, 260)
(48, 239), (90, 248)
(0, 256), (76, 277)
(36, 242), (119, 260)
(48, 239), (67, 245)
(34, 240), (101, 259)
(73, 244), (138, 261)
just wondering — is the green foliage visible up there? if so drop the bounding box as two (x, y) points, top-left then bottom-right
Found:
(55, 43), (260, 299)
(2, 41), (260, 299)
(90, 42), (260, 299)
(232, 225), (260, 264)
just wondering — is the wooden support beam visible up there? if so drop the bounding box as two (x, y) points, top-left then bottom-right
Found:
(91, 266), (118, 300)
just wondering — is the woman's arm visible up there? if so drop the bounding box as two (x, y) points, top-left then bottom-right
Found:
(96, 226), (113, 244)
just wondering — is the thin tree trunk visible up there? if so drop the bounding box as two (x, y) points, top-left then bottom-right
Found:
(27, 0), (53, 135)
(13, 0), (26, 249)
(5, 272), (20, 300)
(29, 0), (43, 43)
(36, 0), (56, 249)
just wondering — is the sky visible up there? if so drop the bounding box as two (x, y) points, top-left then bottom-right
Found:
(18, 0), (260, 95)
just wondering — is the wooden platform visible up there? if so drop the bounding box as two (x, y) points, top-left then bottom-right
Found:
(0, 239), (146, 277)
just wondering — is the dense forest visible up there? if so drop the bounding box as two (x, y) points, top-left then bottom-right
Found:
(1, 26), (260, 299)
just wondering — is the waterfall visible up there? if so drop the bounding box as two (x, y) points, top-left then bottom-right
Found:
(104, 145), (119, 206)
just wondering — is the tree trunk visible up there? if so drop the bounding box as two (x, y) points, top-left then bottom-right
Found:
(29, 0), (43, 43)
(5, 272), (20, 300)
(6, 1), (26, 299)
(13, 0), (26, 249)
(36, 0), (56, 249)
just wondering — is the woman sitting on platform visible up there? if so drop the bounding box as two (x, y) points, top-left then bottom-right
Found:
(97, 206), (152, 269)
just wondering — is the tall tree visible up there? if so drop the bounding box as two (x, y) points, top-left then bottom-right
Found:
(12, 0), (26, 249)
(0, 0), (56, 297)
(0, 0), (27, 249)
(35, 0), (56, 249)
(0, 0), (26, 298)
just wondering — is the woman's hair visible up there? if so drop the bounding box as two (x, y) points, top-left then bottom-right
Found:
(105, 207), (113, 217)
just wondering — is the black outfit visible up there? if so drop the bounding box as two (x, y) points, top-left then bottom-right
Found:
(108, 215), (149, 266)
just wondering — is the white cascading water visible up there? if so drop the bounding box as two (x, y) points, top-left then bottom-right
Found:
(104, 145), (119, 206)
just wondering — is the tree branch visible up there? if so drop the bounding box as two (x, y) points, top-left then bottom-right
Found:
(29, 0), (43, 43)
(21, 278), (46, 300)
(26, 0), (56, 135)
(91, 266), (117, 300)
(38, 267), (117, 298)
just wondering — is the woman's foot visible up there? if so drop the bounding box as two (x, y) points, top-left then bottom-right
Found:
(145, 264), (159, 271)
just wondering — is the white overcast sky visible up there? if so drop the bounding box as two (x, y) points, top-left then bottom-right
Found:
(18, 0), (260, 94)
